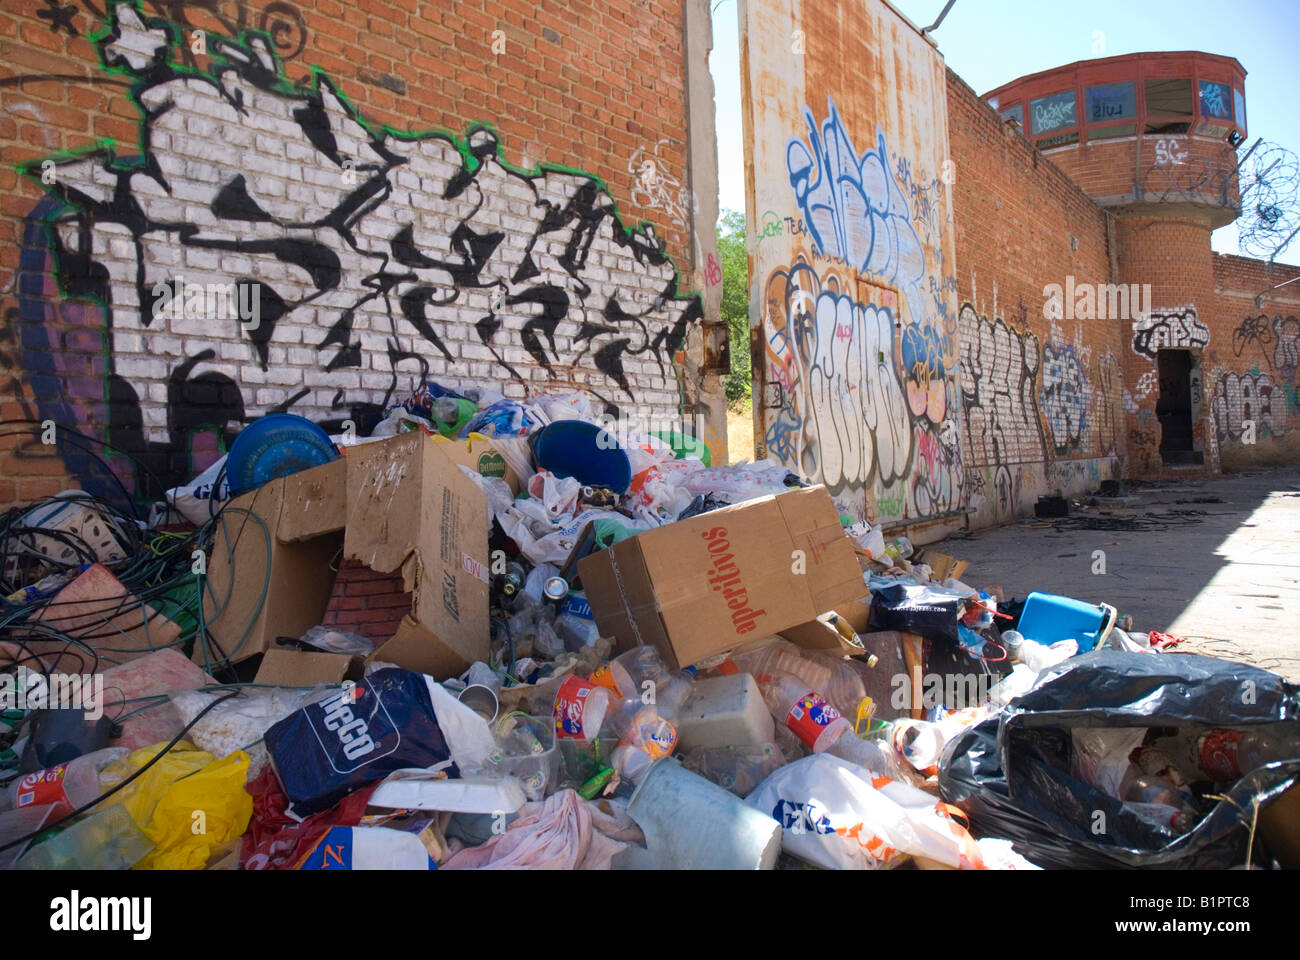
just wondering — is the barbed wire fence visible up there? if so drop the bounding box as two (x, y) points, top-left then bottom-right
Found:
(1140, 138), (1299, 263)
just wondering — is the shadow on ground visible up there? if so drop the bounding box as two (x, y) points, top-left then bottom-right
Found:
(934, 466), (1300, 682)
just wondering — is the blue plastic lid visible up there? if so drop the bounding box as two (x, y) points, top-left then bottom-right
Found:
(226, 413), (339, 496)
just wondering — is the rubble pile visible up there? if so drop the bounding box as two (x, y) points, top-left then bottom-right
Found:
(1, 385), (1297, 870)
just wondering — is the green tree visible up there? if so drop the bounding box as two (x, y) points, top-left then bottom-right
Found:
(716, 208), (750, 402)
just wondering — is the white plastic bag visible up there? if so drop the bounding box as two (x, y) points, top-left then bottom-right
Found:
(1071, 726), (1148, 799)
(368, 407), (437, 438)
(523, 393), (598, 426)
(162, 456), (230, 524)
(488, 435), (535, 490)
(513, 507), (651, 566)
(457, 467), (516, 517)
(426, 678), (498, 771)
(845, 520), (888, 562)
(299, 625), (373, 656)
(527, 469), (582, 519)
(746, 753), (999, 870)
(680, 459), (792, 500)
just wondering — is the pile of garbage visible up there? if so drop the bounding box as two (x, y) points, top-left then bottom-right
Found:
(0, 383), (1297, 871)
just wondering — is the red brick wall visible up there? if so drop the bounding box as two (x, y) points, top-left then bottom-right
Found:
(1210, 253), (1300, 466)
(946, 68), (1122, 525)
(319, 559), (412, 646)
(0, 0), (700, 510)
(1043, 135), (1240, 211)
(1113, 215), (1217, 476)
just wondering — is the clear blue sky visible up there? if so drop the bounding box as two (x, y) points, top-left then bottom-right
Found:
(709, 0), (1300, 258)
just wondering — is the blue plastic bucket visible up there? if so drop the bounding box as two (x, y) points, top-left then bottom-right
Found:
(531, 420), (632, 494)
(1017, 592), (1117, 652)
(226, 413), (339, 496)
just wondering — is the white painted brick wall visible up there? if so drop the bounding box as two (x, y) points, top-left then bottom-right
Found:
(46, 54), (700, 446)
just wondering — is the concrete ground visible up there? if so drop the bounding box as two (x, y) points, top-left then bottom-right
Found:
(934, 466), (1300, 682)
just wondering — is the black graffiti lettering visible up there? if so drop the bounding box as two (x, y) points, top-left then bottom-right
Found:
(1131, 306), (1209, 359)
(16, 3), (701, 496)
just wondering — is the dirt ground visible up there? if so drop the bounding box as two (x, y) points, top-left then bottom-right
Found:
(934, 467), (1300, 682)
(726, 401), (755, 464)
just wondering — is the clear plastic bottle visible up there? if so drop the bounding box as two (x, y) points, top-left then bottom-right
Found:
(521, 563), (560, 607)
(825, 730), (909, 780)
(591, 645), (690, 706)
(555, 591), (600, 650)
(1011, 635), (1077, 672)
(888, 718), (947, 775)
(8, 746), (128, 819)
(1125, 800), (1195, 835)
(430, 396), (477, 437)
(610, 707), (680, 783)
(758, 672), (852, 752)
(730, 638), (867, 717)
(14, 802), (153, 870)
(1156, 725), (1300, 782)
(498, 561), (526, 598)
(884, 536), (914, 562)
(605, 648), (694, 783)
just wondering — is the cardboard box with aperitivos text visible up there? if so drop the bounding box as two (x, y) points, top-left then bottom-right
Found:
(578, 486), (867, 670)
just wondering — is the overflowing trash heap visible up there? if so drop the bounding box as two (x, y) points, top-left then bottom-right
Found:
(0, 384), (1297, 870)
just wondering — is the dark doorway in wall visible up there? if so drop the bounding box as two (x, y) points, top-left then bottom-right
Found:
(1157, 349), (1203, 465)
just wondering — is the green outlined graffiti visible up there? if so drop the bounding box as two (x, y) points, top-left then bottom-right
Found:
(17, 0), (702, 496)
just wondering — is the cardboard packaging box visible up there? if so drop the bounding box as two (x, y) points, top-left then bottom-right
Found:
(578, 486), (865, 669)
(200, 430), (490, 679)
(778, 597), (873, 657)
(254, 649), (365, 686)
(1260, 780), (1300, 868)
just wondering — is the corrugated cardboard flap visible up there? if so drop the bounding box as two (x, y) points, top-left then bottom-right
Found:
(578, 536), (675, 660)
(255, 649), (363, 685)
(365, 615), (475, 681)
(776, 485), (864, 611)
(343, 432), (423, 574)
(278, 457), (347, 543)
(197, 477), (288, 666)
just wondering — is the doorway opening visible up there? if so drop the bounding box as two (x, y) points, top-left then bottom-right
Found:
(1156, 349), (1203, 465)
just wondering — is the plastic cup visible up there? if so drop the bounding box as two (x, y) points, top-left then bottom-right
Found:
(552, 675), (610, 739)
(892, 719), (946, 772)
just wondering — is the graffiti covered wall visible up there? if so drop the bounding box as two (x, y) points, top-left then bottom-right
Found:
(741, 0), (962, 528)
(1210, 254), (1300, 465)
(0, 0), (714, 505)
(945, 70), (1120, 526)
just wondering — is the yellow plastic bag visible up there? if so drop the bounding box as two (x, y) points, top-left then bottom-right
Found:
(100, 741), (253, 870)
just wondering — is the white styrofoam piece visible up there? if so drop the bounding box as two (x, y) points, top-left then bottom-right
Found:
(678, 673), (774, 751)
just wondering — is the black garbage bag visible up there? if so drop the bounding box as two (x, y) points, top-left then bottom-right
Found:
(867, 581), (966, 645)
(939, 650), (1300, 868)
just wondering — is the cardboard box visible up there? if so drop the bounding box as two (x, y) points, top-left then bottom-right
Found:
(201, 431), (490, 679)
(578, 486), (865, 669)
(778, 597), (873, 657)
(1260, 780), (1300, 869)
(254, 649), (365, 686)
(919, 550), (968, 584)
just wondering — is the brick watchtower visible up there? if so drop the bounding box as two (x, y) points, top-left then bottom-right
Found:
(985, 52), (1248, 476)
